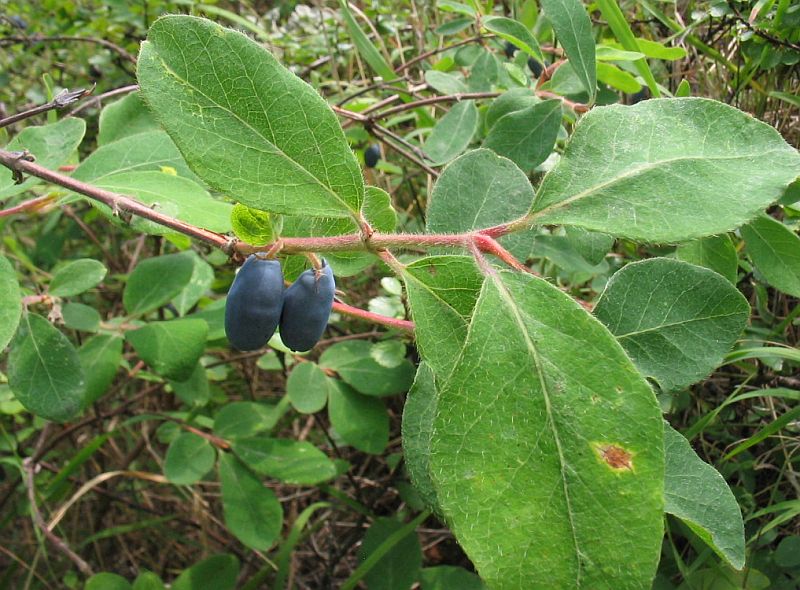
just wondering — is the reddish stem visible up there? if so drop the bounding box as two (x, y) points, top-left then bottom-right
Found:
(0, 195), (55, 218)
(333, 300), (414, 332)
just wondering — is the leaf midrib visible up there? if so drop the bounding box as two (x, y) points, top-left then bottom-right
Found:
(615, 310), (747, 339)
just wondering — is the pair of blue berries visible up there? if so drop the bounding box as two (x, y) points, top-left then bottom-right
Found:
(224, 255), (335, 352)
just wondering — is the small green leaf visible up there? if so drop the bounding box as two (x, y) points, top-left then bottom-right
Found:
(594, 258), (749, 393)
(596, 62), (642, 93)
(164, 432), (216, 485)
(233, 437), (337, 485)
(482, 16), (545, 63)
(85, 573), (132, 590)
(287, 362), (329, 414)
(564, 226), (615, 266)
(485, 88), (540, 129)
(169, 363), (211, 407)
(123, 252), (195, 315)
(171, 252), (214, 316)
(483, 99), (562, 171)
(137, 15), (364, 217)
(740, 214), (800, 298)
(8, 314), (85, 422)
(62, 302), (101, 332)
(219, 453), (283, 551)
(437, 0), (477, 16)
(49, 259), (107, 297)
(98, 91), (159, 145)
(132, 571), (166, 590)
(0, 117), (86, 198)
(230, 204), (276, 246)
(125, 318), (208, 381)
(664, 423), (745, 570)
(320, 341), (414, 396)
(78, 334), (123, 406)
(425, 71), (467, 95)
(0, 255), (22, 351)
(213, 401), (284, 440)
(172, 554), (239, 590)
(427, 149), (535, 233)
(676, 234), (738, 284)
(423, 101), (478, 165)
(358, 517), (423, 590)
(467, 50), (499, 92)
(420, 566), (487, 590)
(532, 98), (800, 242)
(327, 380), (389, 454)
(370, 340), (406, 368)
(540, 0), (596, 100)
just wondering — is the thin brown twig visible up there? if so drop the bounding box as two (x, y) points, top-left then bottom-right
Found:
(0, 87), (93, 129)
(0, 195), (55, 217)
(69, 84), (139, 116)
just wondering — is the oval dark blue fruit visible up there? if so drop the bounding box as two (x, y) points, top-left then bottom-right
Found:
(280, 263), (335, 352)
(503, 41), (517, 59)
(364, 144), (381, 168)
(527, 57), (545, 78)
(225, 255), (284, 351)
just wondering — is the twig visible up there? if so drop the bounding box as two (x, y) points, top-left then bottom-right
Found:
(0, 87), (93, 129)
(22, 457), (94, 577)
(395, 35), (489, 73)
(69, 84), (139, 116)
(0, 194), (55, 217)
(371, 91), (501, 120)
(0, 34), (137, 64)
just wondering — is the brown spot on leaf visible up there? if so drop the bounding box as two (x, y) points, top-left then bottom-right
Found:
(591, 442), (634, 472)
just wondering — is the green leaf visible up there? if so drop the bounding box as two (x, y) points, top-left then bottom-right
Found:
(338, 0), (396, 81)
(85, 573), (132, 590)
(132, 571), (166, 590)
(483, 99), (562, 171)
(722, 405), (800, 461)
(482, 16), (545, 63)
(424, 71), (467, 95)
(123, 252), (195, 315)
(94, 172), (233, 234)
(740, 214), (800, 297)
(595, 46), (645, 61)
(595, 0), (660, 97)
(98, 91), (160, 145)
(164, 432), (216, 485)
(485, 88), (540, 129)
(213, 401), (284, 440)
(62, 302), (101, 332)
(8, 314), (85, 422)
(172, 554), (239, 590)
(358, 517), (423, 590)
(420, 566), (487, 590)
(171, 252), (215, 316)
(594, 258), (749, 393)
(319, 341), (414, 396)
(467, 50), (499, 92)
(137, 15), (364, 217)
(423, 101), (478, 165)
(170, 363), (211, 407)
(125, 318), (208, 381)
(0, 117), (86, 198)
(49, 259), (107, 297)
(327, 380), (389, 454)
(219, 453), (283, 551)
(0, 255), (21, 352)
(427, 149), (535, 233)
(230, 204), (277, 246)
(287, 362), (329, 414)
(531, 98), (800, 242)
(676, 234), (738, 284)
(79, 334), (123, 406)
(664, 423), (745, 570)
(618, 38), (687, 61)
(540, 0), (596, 100)
(769, 90), (800, 109)
(233, 437), (337, 485)
(429, 271), (664, 589)
(596, 62), (642, 93)
(437, 0), (477, 16)
(401, 363), (440, 512)
(72, 130), (198, 185)
(564, 226), (615, 266)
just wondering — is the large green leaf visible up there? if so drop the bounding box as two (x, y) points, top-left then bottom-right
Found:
(71, 130), (198, 184)
(0, 117), (86, 198)
(531, 98), (800, 242)
(218, 453), (283, 551)
(0, 255), (21, 352)
(98, 91), (160, 145)
(427, 149), (534, 233)
(164, 432), (216, 485)
(540, 0), (596, 100)
(740, 214), (800, 297)
(664, 423), (745, 570)
(137, 15), (364, 218)
(8, 313), (85, 422)
(429, 271), (664, 589)
(232, 437), (337, 485)
(423, 101), (478, 165)
(594, 258), (750, 393)
(78, 334), (123, 406)
(49, 259), (107, 297)
(676, 234), (738, 284)
(483, 99), (562, 171)
(94, 172), (233, 234)
(123, 252), (196, 316)
(125, 318), (208, 381)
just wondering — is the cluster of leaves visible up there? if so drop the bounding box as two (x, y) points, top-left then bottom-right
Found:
(1, 1), (799, 589)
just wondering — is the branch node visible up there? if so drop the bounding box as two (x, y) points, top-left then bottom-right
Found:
(7, 150), (35, 184)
